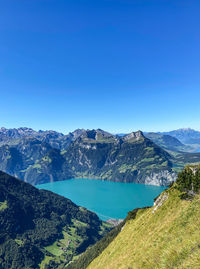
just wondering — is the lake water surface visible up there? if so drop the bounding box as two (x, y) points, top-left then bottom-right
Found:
(36, 179), (166, 221)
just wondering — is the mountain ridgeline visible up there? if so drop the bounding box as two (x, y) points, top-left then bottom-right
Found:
(144, 132), (194, 152)
(160, 128), (200, 145)
(0, 128), (176, 186)
(0, 171), (111, 269)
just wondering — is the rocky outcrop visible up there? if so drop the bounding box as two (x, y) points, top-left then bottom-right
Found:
(152, 192), (169, 213)
(123, 131), (144, 141)
(144, 170), (177, 186)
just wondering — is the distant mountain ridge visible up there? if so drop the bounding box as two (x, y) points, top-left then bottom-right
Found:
(1, 126), (200, 149)
(118, 129), (200, 153)
(159, 128), (200, 145)
(144, 132), (194, 152)
(0, 127), (84, 150)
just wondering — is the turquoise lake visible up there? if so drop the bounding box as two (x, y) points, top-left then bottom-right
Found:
(36, 179), (166, 221)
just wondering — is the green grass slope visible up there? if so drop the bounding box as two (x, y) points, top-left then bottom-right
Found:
(87, 168), (200, 269)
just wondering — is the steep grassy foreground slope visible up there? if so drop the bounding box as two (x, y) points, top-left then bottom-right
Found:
(87, 169), (200, 269)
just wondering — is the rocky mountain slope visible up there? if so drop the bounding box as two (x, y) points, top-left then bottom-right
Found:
(0, 127), (200, 186)
(0, 127), (85, 150)
(0, 129), (176, 186)
(63, 129), (175, 186)
(0, 171), (110, 269)
(68, 166), (200, 269)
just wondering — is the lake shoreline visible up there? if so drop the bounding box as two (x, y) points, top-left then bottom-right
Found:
(36, 178), (166, 221)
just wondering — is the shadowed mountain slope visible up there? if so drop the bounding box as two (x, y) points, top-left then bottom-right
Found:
(0, 171), (110, 269)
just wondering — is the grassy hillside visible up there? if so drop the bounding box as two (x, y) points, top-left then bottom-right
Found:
(87, 167), (200, 269)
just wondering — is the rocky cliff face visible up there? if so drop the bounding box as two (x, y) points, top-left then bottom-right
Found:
(123, 130), (143, 141)
(143, 170), (176, 186)
(63, 130), (175, 186)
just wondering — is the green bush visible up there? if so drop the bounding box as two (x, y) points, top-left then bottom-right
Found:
(176, 165), (200, 197)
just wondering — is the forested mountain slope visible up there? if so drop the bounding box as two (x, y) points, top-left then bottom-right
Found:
(0, 171), (110, 269)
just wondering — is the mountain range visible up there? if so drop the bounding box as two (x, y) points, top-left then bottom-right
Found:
(0, 128), (175, 186)
(144, 132), (193, 152)
(159, 128), (200, 145)
(0, 127), (83, 150)
(120, 128), (200, 152)
(0, 127), (200, 187)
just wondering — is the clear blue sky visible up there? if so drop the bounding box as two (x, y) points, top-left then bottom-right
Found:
(0, 0), (200, 134)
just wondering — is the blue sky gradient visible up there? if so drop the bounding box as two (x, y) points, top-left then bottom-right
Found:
(0, 0), (200, 134)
